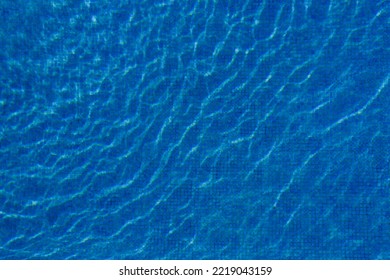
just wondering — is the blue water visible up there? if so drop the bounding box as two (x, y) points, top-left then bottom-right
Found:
(0, 0), (389, 260)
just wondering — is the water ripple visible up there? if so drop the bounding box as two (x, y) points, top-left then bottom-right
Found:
(1, 0), (389, 259)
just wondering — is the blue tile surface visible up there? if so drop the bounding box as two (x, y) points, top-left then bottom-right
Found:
(0, 0), (389, 259)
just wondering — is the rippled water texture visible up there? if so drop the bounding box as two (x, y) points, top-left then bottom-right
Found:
(1, 0), (389, 259)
